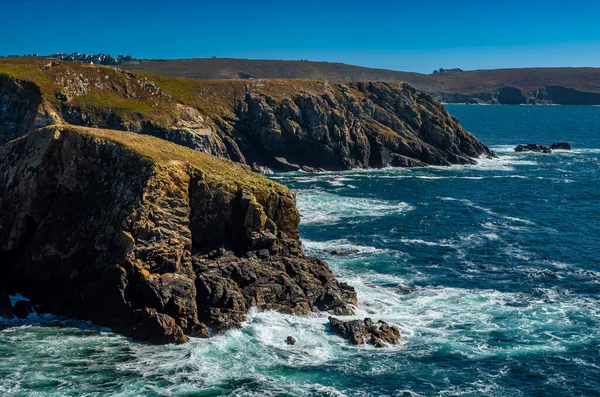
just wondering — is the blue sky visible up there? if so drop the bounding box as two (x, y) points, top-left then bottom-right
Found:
(2, 0), (600, 73)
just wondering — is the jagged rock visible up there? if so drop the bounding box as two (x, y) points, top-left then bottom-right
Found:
(286, 336), (297, 345)
(13, 300), (35, 319)
(132, 309), (189, 344)
(0, 75), (43, 146)
(329, 317), (401, 347)
(0, 288), (12, 318)
(329, 249), (360, 257)
(550, 142), (571, 150)
(0, 126), (356, 344)
(515, 144), (552, 153)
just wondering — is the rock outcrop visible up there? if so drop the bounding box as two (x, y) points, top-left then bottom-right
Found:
(0, 125), (356, 343)
(514, 144), (552, 153)
(329, 317), (402, 347)
(0, 59), (494, 172)
(286, 336), (297, 345)
(550, 142), (571, 150)
(0, 74), (43, 146)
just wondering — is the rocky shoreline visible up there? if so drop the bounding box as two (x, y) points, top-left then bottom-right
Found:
(0, 59), (495, 344)
(0, 126), (356, 344)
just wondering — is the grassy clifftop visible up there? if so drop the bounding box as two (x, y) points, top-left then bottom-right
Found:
(42, 125), (288, 195)
(0, 57), (347, 122)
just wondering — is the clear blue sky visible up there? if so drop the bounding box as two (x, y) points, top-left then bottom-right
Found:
(2, 0), (600, 73)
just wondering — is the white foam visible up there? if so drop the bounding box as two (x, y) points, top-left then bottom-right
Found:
(302, 239), (389, 257)
(439, 197), (536, 226)
(297, 190), (414, 225)
(400, 238), (457, 248)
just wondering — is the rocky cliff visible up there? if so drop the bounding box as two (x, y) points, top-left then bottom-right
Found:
(0, 59), (494, 172)
(0, 126), (356, 343)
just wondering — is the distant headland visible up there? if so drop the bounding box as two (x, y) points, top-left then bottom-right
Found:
(3, 53), (600, 104)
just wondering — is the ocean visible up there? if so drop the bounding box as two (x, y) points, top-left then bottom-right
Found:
(1, 105), (599, 396)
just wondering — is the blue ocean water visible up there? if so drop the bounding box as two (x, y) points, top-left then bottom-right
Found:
(1, 105), (600, 396)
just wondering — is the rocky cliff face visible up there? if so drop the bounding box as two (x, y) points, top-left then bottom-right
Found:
(0, 126), (356, 343)
(0, 75), (43, 146)
(0, 59), (494, 172)
(222, 82), (495, 171)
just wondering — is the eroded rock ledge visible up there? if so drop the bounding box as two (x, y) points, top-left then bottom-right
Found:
(0, 126), (356, 343)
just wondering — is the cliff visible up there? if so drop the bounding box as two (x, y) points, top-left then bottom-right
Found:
(0, 58), (493, 172)
(0, 125), (356, 343)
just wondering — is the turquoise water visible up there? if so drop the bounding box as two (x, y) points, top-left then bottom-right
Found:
(2, 105), (600, 396)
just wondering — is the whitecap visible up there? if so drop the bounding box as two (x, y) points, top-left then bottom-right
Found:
(297, 191), (414, 225)
(400, 238), (457, 248)
(438, 197), (536, 226)
(302, 239), (390, 257)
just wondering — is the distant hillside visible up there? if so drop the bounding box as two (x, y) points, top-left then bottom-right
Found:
(122, 59), (600, 105)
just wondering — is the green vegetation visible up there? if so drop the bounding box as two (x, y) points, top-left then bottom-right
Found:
(0, 58), (348, 124)
(51, 125), (289, 195)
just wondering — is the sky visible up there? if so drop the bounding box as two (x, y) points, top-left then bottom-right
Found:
(2, 0), (600, 73)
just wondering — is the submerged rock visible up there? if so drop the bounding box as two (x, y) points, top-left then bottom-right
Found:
(329, 317), (401, 347)
(328, 249), (360, 257)
(0, 126), (357, 344)
(550, 142), (571, 150)
(286, 336), (297, 345)
(514, 144), (552, 153)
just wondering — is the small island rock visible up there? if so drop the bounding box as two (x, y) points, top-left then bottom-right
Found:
(515, 144), (552, 153)
(286, 336), (297, 345)
(329, 317), (401, 347)
(550, 142), (571, 150)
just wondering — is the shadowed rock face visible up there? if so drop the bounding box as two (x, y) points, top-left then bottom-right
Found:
(0, 75), (43, 146)
(0, 126), (356, 344)
(0, 287), (12, 319)
(227, 82), (495, 171)
(550, 142), (571, 150)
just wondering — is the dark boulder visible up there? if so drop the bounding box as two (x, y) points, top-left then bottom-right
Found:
(286, 336), (297, 345)
(132, 308), (189, 345)
(13, 300), (35, 319)
(328, 317), (401, 347)
(329, 249), (360, 257)
(0, 289), (13, 319)
(550, 142), (571, 150)
(515, 144), (552, 153)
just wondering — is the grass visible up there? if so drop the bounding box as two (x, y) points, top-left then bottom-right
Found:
(0, 58), (354, 123)
(48, 125), (289, 195)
